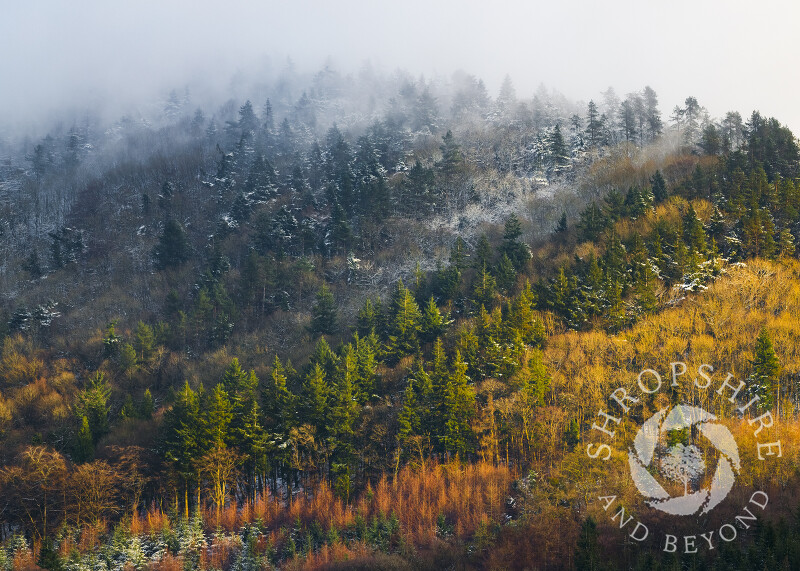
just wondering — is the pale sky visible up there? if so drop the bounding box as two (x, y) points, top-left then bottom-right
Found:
(2, 0), (799, 134)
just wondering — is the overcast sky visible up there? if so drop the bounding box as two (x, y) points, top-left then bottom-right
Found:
(2, 0), (799, 134)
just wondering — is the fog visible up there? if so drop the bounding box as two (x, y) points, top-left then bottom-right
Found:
(2, 0), (800, 135)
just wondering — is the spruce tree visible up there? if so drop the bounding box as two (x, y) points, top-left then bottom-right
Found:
(310, 283), (337, 337)
(751, 328), (780, 411)
(442, 351), (475, 458)
(301, 363), (329, 434)
(153, 219), (191, 270)
(387, 280), (422, 360)
(650, 170), (668, 203)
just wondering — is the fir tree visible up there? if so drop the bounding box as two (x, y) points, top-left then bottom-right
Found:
(442, 351), (475, 458)
(651, 170), (668, 203)
(301, 363), (329, 434)
(310, 283), (337, 337)
(387, 280), (422, 360)
(750, 328), (780, 411)
(153, 219), (190, 270)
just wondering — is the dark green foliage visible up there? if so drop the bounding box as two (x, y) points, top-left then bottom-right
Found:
(310, 284), (337, 337)
(750, 328), (780, 411)
(555, 212), (567, 234)
(75, 371), (111, 445)
(574, 516), (603, 571)
(500, 214), (530, 270)
(153, 219), (190, 269)
(651, 170), (668, 203)
(577, 202), (609, 242)
(387, 280), (422, 360)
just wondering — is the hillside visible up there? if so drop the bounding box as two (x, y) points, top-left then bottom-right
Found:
(1, 65), (799, 569)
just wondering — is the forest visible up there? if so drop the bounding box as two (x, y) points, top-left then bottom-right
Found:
(1, 64), (799, 569)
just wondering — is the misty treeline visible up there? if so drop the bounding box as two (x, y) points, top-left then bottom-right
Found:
(1, 62), (800, 569)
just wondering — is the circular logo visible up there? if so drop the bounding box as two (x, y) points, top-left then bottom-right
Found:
(629, 404), (740, 516)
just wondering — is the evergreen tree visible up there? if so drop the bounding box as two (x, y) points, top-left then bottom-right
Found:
(554, 212), (568, 234)
(577, 202), (609, 242)
(750, 328), (780, 411)
(201, 384), (234, 449)
(473, 234), (493, 270)
(163, 381), (200, 516)
(75, 371), (111, 444)
(442, 351), (475, 458)
(310, 283), (337, 337)
(264, 355), (295, 435)
(74, 416), (94, 463)
(574, 516), (602, 571)
(500, 214), (530, 270)
(301, 363), (329, 434)
(356, 298), (381, 338)
(134, 321), (155, 363)
(153, 219), (191, 270)
(387, 279), (422, 360)
(420, 296), (445, 344)
(354, 333), (377, 403)
(650, 170), (668, 203)
(473, 263), (497, 310)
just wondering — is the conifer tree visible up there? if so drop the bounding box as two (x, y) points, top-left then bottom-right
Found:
(301, 363), (329, 434)
(356, 298), (381, 337)
(494, 253), (517, 293)
(574, 516), (602, 570)
(134, 321), (155, 363)
(651, 170), (668, 203)
(75, 371), (111, 445)
(163, 381), (201, 516)
(153, 219), (191, 270)
(473, 263), (497, 310)
(201, 384), (234, 450)
(75, 416), (94, 463)
(500, 214), (530, 270)
(354, 333), (377, 403)
(751, 328), (780, 411)
(310, 283), (337, 337)
(420, 296), (445, 343)
(442, 351), (475, 458)
(387, 280), (422, 360)
(264, 355), (295, 434)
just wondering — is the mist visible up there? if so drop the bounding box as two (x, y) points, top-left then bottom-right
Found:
(3, 0), (800, 137)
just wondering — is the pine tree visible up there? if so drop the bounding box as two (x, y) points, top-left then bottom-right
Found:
(577, 202), (609, 242)
(330, 345), (359, 451)
(354, 333), (377, 403)
(473, 234), (493, 270)
(139, 388), (155, 419)
(494, 253), (517, 293)
(356, 298), (381, 337)
(264, 355), (295, 434)
(555, 212), (568, 234)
